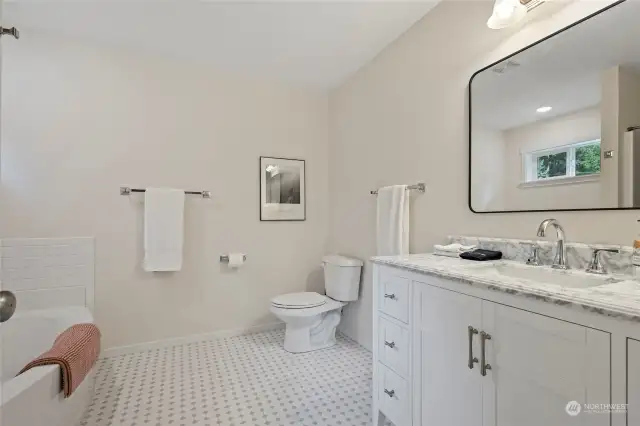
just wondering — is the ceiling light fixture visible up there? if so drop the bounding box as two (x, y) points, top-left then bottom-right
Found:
(487, 0), (527, 30)
(536, 106), (552, 113)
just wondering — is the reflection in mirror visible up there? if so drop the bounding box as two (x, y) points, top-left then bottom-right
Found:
(265, 165), (302, 205)
(470, 0), (640, 213)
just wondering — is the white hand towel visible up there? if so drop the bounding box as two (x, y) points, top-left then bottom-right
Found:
(434, 243), (477, 253)
(376, 185), (409, 256)
(143, 188), (185, 272)
(433, 243), (476, 258)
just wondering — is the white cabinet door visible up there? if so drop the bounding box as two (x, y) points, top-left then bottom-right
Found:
(482, 303), (611, 426)
(415, 283), (483, 426)
(628, 339), (640, 425)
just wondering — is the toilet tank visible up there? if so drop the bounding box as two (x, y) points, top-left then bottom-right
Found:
(322, 255), (363, 302)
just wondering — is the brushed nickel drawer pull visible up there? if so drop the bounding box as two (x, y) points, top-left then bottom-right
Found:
(384, 293), (397, 300)
(384, 341), (396, 348)
(480, 331), (492, 377)
(384, 389), (395, 398)
(468, 326), (479, 369)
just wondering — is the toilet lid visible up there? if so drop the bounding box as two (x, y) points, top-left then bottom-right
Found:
(271, 292), (327, 309)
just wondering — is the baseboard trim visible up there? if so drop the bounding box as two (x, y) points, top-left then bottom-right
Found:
(101, 322), (285, 358)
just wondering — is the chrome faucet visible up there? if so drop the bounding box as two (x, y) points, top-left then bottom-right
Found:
(537, 219), (568, 269)
(586, 247), (620, 274)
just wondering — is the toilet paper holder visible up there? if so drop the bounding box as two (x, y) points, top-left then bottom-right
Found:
(220, 254), (247, 263)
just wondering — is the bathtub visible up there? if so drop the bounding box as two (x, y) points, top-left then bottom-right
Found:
(1, 306), (97, 426)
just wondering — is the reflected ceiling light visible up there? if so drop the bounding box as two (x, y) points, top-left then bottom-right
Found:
(487, 0), (527, 30)
(536, 106), (552, 113)
(265, 165), (280, 176)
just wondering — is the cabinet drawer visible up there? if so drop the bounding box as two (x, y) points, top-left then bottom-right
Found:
(379, 271), (409, 323)
(378, 363), (409, 426)
(378, 316), (409, 378)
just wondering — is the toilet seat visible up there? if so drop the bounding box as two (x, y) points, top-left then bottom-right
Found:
(271, 292), (327, 309)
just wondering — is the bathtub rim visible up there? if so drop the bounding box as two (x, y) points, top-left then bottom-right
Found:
(2, 306), (95, 405)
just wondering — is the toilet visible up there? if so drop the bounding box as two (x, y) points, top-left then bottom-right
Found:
(270, 255), (363, 353)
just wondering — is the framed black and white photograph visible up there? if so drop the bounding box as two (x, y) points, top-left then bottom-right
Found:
(260, 156), (306, 221)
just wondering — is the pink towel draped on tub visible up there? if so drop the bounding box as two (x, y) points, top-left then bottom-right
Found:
(17, 323), (101, 397)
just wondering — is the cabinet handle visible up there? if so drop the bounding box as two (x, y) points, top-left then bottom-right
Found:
(480, 331), (492, 377)
(468, 326), (479, 369)
(384, 340), (396, 348)
(384, 389), (395, 398)
(384, 293), (397, 300)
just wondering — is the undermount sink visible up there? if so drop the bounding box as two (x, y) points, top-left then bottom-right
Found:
(466, 263), (620, 289)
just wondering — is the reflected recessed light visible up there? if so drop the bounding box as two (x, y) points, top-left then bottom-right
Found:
(536, 106), (552, 113)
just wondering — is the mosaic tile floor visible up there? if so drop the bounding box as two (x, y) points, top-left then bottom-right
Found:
(80, 330), (376, 426)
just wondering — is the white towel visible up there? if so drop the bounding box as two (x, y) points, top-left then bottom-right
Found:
(434, 243), (477, 253)
(433, 243), (476, 258)
(143, 188), (185, 272)
(376, 185), (409, 256)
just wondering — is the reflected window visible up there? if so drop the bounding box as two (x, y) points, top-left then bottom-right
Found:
(524, 140), (601, 182)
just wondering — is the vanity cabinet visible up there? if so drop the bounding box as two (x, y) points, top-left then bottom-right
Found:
(415, 284), (483, 426)
(374, 269), (413, 426)
(480, 299), (609, 426)
(629, 339), (640, 425)
(373, 265), (612, 426)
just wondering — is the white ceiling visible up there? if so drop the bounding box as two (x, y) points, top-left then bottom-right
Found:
(472, 0), (640, 131)
(4, 0), (441, 90)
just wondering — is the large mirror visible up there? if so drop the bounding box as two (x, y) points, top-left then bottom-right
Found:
(470, 0), (640, 213)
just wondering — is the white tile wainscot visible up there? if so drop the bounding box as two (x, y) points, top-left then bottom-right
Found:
(371, 254), (640, 426)
(0, 237), (95, 312)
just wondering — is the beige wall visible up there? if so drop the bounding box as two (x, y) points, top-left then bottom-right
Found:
(502, 107), (601, 211)
(328, 0), (632, 350)
(617, 67), (640, 205)
(601, 66), (620, 207)
(0, 31), (329, 349)
(471, 126), (506, 211)
(601, 65), (640, 207)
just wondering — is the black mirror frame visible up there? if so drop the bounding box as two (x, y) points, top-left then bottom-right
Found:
(468, 0), (628, 214)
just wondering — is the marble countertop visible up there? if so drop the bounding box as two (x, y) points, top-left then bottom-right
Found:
(372, 254), (640, 323)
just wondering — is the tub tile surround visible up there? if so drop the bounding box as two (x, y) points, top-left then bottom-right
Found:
(0, 237), (95, 312)
(371, 253), (640, 323)
(449, 235), (634, 275)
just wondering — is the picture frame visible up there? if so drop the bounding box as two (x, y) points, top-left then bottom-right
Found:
(259, 156), (306, 221)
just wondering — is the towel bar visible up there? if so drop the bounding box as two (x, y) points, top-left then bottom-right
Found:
(370, 183), (426, 195)
(120, 187), (211, 198)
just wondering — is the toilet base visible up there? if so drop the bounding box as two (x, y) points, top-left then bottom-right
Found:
(282, 309), (343, 353)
